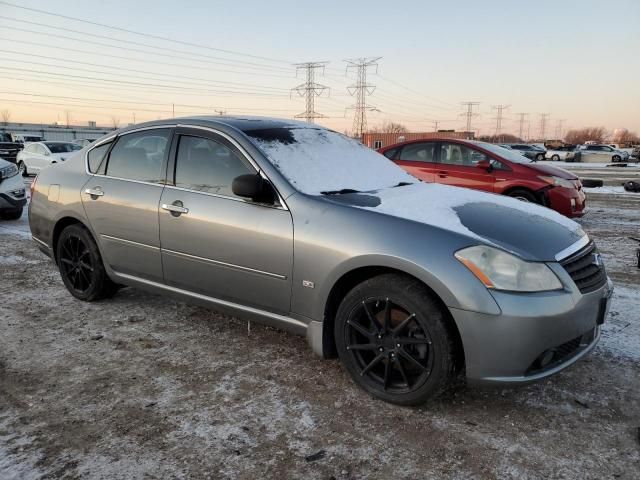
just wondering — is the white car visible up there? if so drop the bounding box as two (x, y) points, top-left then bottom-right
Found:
(578, 144), (630, 163)
(545, 147), (577, 162)
(0, 156), (27, 220)
(16, 141), (83, 176)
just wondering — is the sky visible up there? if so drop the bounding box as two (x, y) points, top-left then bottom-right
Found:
(1, 0), (639, 137)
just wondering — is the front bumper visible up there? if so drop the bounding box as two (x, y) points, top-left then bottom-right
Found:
(0, 173), (27, 210)
(546, 185), (586, 218)
(450, 273), (613, 385)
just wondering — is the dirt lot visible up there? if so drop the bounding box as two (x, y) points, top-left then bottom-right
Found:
(1, 189), (639, 479)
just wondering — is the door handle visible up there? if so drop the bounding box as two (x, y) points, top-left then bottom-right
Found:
(84, 187), (104, 197)
(437, 171), (448, 178)
(161, 202), (189, 216)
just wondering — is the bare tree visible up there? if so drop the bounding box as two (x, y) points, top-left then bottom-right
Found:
(564, 127), (608, 144)
(64, 110), (72, 127)
(368, 120), (408, 134)
(478, 133), (523, 143)
(611, 128), (640, 145)
(1, 109), (10, 125)
(111, 116), (120, 129)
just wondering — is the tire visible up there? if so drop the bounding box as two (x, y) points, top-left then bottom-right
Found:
(56, 224), (118, 301)
(536, 153), (545, 161)
(581, 178), (603, 188)
(334, 273), (456, 405)
(612, 155), (621, 162)
(506, 189), (537, 203)
(17, 161), (27, 177)
(0, 208), (23, 220)
(551, 154), (560, 161)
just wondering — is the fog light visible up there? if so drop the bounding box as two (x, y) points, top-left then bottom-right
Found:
(538, 349), (556, 368)
(570, 198), (576, 210)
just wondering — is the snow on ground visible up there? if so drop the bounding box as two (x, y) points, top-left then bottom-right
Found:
(546, 161), (640, 169)
(585, 186), (639, 195)
(599, 285), (640, 361)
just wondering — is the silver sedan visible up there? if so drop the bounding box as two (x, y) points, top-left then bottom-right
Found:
(28, 117), (613, 405)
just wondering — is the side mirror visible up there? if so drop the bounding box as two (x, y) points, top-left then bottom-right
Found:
(476, 159), (492, 171)
(232, 174), (275, 204)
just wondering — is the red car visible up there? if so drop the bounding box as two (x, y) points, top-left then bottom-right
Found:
(378, 139), (586, 218)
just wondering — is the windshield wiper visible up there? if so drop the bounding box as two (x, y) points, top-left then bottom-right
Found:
(321, 188), (361, 195)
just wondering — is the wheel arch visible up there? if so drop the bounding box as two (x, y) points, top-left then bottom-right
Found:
(51, 215), (90, 263)
(320, 265), (466, 373)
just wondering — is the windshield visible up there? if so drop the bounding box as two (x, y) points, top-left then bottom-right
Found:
(470, 141), (533, 164)
(45, 142), (82, 153)
(245, 126), (415, 195)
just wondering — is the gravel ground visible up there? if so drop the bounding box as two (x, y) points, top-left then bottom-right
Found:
(1, 188), (639, 479)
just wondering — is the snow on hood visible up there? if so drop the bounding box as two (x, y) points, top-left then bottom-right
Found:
(248, 126), (415, 194)
(360, 183), (585, 251)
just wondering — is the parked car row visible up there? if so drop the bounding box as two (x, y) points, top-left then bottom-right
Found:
(25, 116), (612, 406)
(16, 141), (83, 176)
(0, 156), (27, 219)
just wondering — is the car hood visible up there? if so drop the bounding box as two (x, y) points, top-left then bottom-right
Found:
(326, 182), (585, 261)
(521, 162), (577, 179)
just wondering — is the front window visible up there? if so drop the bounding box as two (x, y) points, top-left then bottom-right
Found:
(174, 135), (254, 198)
(44, 142), (82, 153)
(244, 126), (415, 195)
(439, 143), (488, 166)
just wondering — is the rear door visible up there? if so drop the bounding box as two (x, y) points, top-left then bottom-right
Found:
(158, 127), (293, 314)
(436, 142), (496, 192)
(81, 127), (172, 283)
(393, 142), (438, 182)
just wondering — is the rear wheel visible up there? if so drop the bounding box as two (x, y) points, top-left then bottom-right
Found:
(535, 153), (545, 161)
(0, 208), (23, 220)
(506, 189), (537, 203)
(335, 274), (456, 405)
(551, 154), (560, 161)
(612, 155), (621, 162)
(56, 224), (118, 301)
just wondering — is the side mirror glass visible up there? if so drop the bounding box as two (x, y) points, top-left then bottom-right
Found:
(232, 174), (275, 204)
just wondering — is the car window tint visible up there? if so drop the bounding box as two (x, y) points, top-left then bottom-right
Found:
(175, 135), (254, 198)
(106, 129), (170, 183)
(439, 143), (488, 166)
(382, 147), (399, 159)
(398, 143), (436, 162)
(88, 142), (112, 174)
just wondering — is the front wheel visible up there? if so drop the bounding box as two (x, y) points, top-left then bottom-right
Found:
(552, 154), (560, 161)
(612, 155), (621, 162)
(335, 274), (457, 405)
(506, 189), (538, 203)
(536, 153), (545, 161)
(56, 224), (118, 301)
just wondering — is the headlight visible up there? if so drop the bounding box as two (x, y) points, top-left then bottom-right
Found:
(455, 245), (563, 292)
(0, 163), (18, 180)
(538, 175), (576, 189)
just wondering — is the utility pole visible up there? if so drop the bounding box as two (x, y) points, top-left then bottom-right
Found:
(432, 120), (439, 132)
(345, 57), (381, 138)
(554, 119), (565, 140)
(291, 62), (330, 123)
(172, 103), (175, 117)
(538, 113), (551, 141)
(460, 102), (480, 139)
(132, 112), (136, 124)
(492, 104), (510, 142)
(515, 112), (529, 140)
(215, 109), (227, 116)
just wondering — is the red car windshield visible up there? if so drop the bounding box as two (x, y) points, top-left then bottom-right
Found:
(470, 141), (534, 164)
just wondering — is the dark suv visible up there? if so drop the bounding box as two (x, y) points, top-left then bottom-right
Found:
(502, 144), (546, 161)
(0, 132), (23, 164)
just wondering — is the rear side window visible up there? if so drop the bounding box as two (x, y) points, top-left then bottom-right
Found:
(87, 142), (112, 174)
(105, 129), (171, 183)
(174, 135), (254, 198)
(398, 143), (436, 162)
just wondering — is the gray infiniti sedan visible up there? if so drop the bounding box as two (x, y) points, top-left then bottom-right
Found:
(29, 116), (613, 405)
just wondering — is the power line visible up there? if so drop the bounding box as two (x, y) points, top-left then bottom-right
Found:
(460, 102), (480, 139)
(0, 1), (290, 64)
(491, 104), (510, 141)
(345, 57), (381, 137)
(291, 62), (330, 123)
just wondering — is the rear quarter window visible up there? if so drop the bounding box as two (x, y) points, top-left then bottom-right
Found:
(87, 142), (112, 175)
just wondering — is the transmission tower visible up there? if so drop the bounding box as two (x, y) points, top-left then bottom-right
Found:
(538, 113), (551, 141)
(460, 102), (480, 139)
(345, 57), (381, 137)
(554, 119), (565, 140)
(291, 62), (330, 123)
(515, 113), (529, 140)
(492, 104), (510, 141)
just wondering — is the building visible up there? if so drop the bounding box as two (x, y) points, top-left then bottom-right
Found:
(0, 121), (115, 142)
(361, 130), (474, 149)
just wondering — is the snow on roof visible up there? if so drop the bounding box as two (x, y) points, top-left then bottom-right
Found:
(248, 127), (415, 195)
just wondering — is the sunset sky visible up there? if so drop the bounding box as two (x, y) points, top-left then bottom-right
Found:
(1, 0), (639, 137)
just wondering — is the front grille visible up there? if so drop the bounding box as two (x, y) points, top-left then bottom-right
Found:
(560, 241), (607, 294)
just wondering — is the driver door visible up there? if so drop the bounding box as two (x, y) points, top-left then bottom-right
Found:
(436, 142), (496, 192)
(158, 127), (293, 314)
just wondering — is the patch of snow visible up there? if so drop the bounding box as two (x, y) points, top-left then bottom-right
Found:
(250, 127), (415, 195)
(361, 182), (583, 239)
(547, 161), (640, 169)
(0, 414), (45, 480)
(585, 186), (638, 195)
(599, 285), (640, 361)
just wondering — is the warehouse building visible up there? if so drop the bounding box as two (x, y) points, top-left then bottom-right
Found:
(361, 130), (474, 149)
(0, 121), (115, 142)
